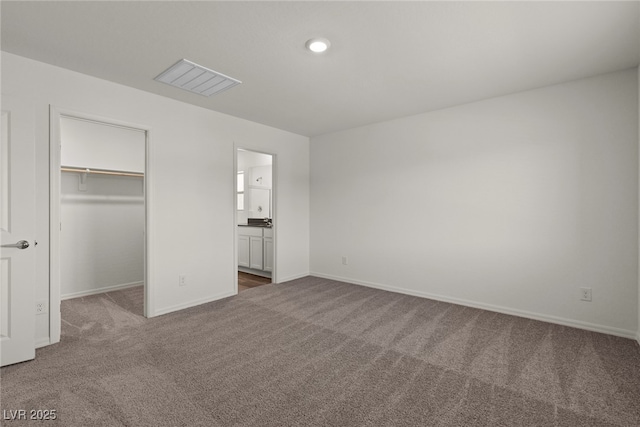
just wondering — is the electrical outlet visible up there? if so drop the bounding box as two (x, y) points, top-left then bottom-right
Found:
(580, 287), (592, 302)
(35, 301), (47, 315)
(342, 256), (348, 265)
(179, 275), (187, 287)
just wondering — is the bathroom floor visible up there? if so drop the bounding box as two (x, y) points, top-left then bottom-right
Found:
(238, 272), (271, 292)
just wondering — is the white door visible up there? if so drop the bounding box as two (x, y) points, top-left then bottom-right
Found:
(249, 236), (263, 270)
(1, 95), (36, 366)
(263, 237), (273, 272)
(238, 235), (250, 268)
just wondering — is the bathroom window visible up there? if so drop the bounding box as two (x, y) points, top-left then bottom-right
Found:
(237, 171), (245, 210)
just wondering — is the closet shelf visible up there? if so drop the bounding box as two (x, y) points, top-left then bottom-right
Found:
(61, 166), (144, 178)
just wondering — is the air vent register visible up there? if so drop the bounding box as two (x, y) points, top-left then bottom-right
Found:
(154, 59), (241, 97)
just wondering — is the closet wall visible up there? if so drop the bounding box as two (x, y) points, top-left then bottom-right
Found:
(60, 117), (145, 299)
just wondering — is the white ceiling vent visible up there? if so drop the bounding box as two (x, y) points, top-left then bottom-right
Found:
(154, 59), (241, 97)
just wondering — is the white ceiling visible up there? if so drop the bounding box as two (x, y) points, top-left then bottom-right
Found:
(2, 1), (639, 137)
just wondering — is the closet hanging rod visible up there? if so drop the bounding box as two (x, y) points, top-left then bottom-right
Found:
(60, 166), (144, 178)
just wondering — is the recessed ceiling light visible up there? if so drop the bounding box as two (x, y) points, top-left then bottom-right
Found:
(305, 38), (331, 54)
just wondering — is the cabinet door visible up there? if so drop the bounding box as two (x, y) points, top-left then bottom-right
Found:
(250, 236), (263, 270)
(263, 237), (273, 272)
(238, 235), (250, 268)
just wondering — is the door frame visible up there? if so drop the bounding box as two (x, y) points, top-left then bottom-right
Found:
(49, 106), (152, 344)
(234, 146), (277, 293)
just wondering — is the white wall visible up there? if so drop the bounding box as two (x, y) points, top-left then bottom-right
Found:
(237, 150), (272, 171)
(60, 173), (144, 298)
(1, 52), (309, 346)
(311, 68), (639, 337)
(61, 116), (145, 172)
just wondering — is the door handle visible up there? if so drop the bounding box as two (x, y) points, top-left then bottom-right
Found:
(1, 240), (29, 249)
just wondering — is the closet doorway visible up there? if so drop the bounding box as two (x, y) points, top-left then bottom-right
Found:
(53, 112), (148, 329)
(236, 149), (275, 293)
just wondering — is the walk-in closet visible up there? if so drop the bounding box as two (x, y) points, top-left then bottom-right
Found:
(59, 116), (146, 316)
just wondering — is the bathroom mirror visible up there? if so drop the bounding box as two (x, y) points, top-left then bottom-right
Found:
(249, 188), (271, 218)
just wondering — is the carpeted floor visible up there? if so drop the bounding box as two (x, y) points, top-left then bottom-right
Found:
(1, 276), (639, 426)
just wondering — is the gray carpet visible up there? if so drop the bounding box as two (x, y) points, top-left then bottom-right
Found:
(1, 276), (640, 426)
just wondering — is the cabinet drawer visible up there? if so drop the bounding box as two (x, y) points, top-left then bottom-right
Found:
(263, 228), (273, 238)
(238, 226), (263, 237)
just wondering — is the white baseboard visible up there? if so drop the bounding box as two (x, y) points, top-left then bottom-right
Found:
(636, 331), (640, 346)
(277, 272), (310, 284)
(61, 281), (144, 300)
(151, 271), (311, 317)
(35, 337), (51, 349)
(151, 290), (236, 317)
(310, 272), (637, 340)
(238, 266), (271, 278)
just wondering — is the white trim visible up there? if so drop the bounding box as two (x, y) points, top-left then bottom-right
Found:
(310, 272), (638, 340)
(49, 106), (62, 345)
(144, 124), (154, 318)
(153, 291), (236, 317)
(35, 338), (51, 349)
(277, 272), (310, 284)
(234, 146), (278, 288)
(233, 146), (239, 296)
(636, 331), (640, 346)
(49, 106), (152, 335)
(61, 281), (143, 300)
(272, 153), (278, 285)
(238, 266), (271, 278)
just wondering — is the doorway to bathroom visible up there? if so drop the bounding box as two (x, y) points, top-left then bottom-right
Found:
(236, 149), (275, 293)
